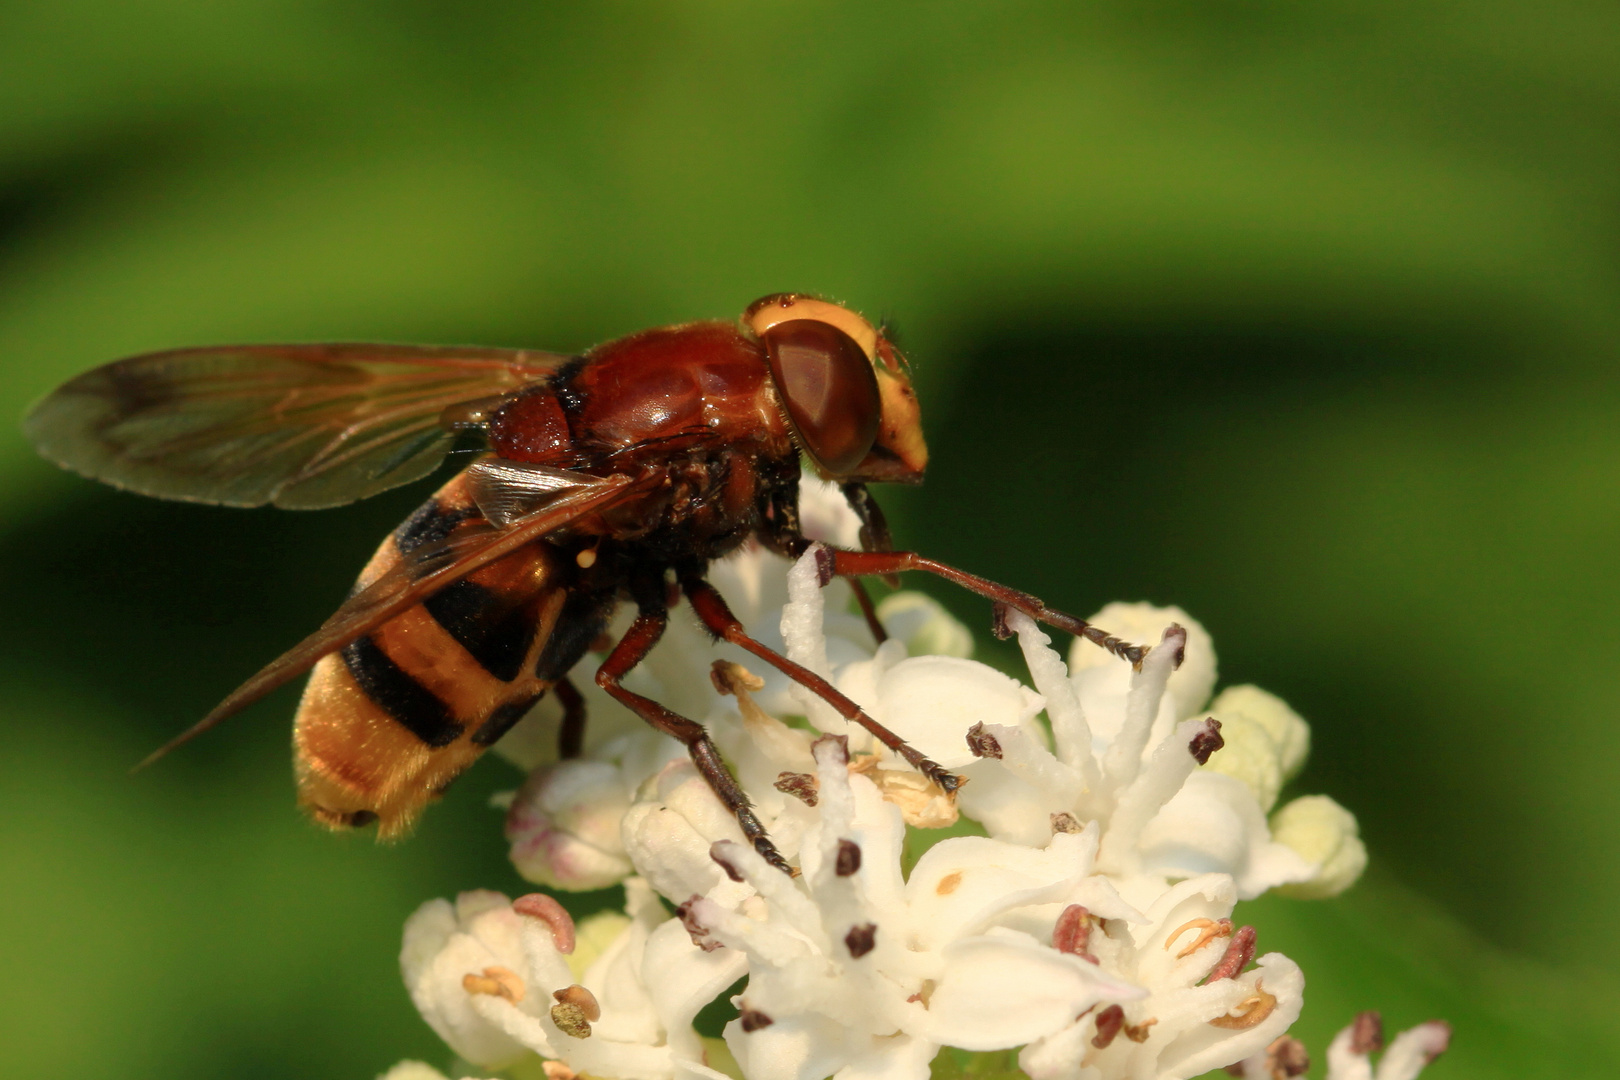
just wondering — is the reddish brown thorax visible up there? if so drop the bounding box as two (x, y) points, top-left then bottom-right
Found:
(487, 322), (791, 469)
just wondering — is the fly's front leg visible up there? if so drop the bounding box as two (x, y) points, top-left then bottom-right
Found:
(595, 597), (793, 876)
(811, 546), (1150, 667)
(682, 578), (962, 796)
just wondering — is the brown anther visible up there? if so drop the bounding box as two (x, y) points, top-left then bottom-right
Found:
(966, 722), (1003, 759)
(462, 965), (525, 1004)
(514, 893), (577, 954)
(1189, 718), (1225, 764)
(739, 1006), (774, 1032)
(1350, 1010), (1384, 1054)
(836, 839), (863, 876)
(541, 1060), (577, 1080)
(1053, 904), (1098, 963)
(550, 1000), (592, 1038)
(1162, 624), (1187, 667)
(553, 983), (601, 1022)
(1204, 925), (1256, 982)
(812, 732), (850, 765)
(675, 897), (721, 952)
(710, 843), (745, 883)
(1091, 1004), (1125, 1048)
(845, 923), (877, 958)
(1209, 980), (1278, 1030)
(812, 543), (836, 586)
(1050, 811), (1082, 834)
(935, 870), (964, 896)
(1165, 916), (1233, 959)
(774, 771), (819, 806)
(710, 659), (766, 695)
(1265, 1035), (1311, 1078)
(991, 602), (1013, 640)
(1123, 1018), (1158, 1043)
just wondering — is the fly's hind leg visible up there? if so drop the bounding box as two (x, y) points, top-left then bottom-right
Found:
(681, 577), (962, 796)
(595, 594), (793, 876)
(554, 676), (587, 759)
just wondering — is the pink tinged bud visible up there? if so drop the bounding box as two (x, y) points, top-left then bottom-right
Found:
(513, 893), (576, 954)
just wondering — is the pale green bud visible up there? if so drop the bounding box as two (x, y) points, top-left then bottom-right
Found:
(1199, 710), (1285, 811)
(1209, 684), (1311, 781)
(1271, 794), (1367, 898)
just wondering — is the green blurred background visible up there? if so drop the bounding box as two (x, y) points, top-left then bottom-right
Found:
(2, 3), (1616, 1077)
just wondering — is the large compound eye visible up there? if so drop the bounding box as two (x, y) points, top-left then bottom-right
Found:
(762, 318), (882, 476)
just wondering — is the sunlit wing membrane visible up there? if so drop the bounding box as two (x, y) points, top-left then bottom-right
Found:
(133, 471), (657, 769)
(24, 343), (570, 509)
(464, 457), (615, 526)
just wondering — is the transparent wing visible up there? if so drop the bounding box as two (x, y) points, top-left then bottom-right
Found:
(25, 343), (571, 509)
(463, 457), (617, 526)
(134, 470), (658, 769)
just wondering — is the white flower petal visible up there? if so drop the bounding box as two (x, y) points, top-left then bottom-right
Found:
(872, 656), (1045, 770)
(920, 933), (1143, 1050)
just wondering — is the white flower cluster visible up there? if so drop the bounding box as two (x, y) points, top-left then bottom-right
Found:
(385, 483), (1441, 1080)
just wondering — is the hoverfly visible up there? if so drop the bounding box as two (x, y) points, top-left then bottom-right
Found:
(25, 294), (1144, 872)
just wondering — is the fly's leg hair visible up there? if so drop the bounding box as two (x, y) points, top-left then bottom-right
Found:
(682, 576), (962, 796)
(554, 676), (587, 760)
(595, 581), (793, 876)
(812, 546), (1149, 667)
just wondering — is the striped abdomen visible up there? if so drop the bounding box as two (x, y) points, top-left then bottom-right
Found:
(293, 471), (608, 839)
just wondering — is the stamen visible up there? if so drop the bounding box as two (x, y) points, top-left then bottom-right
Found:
(1054, 904), (1098, 963)
(710, 660), (767, 695)
(1165, 916), (1233, 959)
(1208, 980), (1278, 1030)
(1188, 718), (1225, 764)
(835, 839), (862, 876)
(550, 1000), (592, 1038)
(513, 894), (576, 954)
(710, 842), (745, 882)
(541, 1061), (577, 1080)
(845, 923), (877, 958)
(1051, 811), (1082, 834)
(462, 965), (525, 1004)
(553, 983), (601, 1022)
(812, 732), (850, 766)
(1204, 926), (1257, 982)
(774, 771), (819, 805)
(1123, 1018), (1158, 1043)
(935, 871), (963, 895)
(739, 1006), (774, 1032)
(1266, 1035), (1311, 1078)
(966, 722), (1003, 759)
(1350, 1010), (1384, 1054)
(675, 897), (721, 952)
(1092, 1004), (1125, 1049)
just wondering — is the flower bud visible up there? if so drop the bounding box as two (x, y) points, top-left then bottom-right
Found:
(1209, 684), (1310, 782)
(1271, 795), (1368, 898)
(505, 761), (634, 892)
(400, 892), (532, 1069)
(1069, 602), (1216, 720)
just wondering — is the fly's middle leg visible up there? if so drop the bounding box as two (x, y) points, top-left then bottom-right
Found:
(595, 598), (793, 876)
(681, 576), (963, 796)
